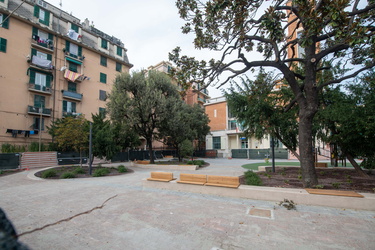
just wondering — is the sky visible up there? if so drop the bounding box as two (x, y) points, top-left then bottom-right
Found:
(47, 0), (225, 98)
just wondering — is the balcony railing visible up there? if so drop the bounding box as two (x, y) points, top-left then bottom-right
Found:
(62, 90), (83, 101)
(198, 97), (206, 103)
(31, 37), (54, 52)
(27, 106), (51, 116)
(28, 84), (52, 94)
(63, 111), (81, 117)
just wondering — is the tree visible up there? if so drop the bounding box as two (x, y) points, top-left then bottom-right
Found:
(317, 71), (375, 175)
(91, 112), (141, 161)
(160, 103), (210, 162)
(170, 0), (375, 187)
(108, 71), (181, 164)
(48, 115), (89, 164)
(225, 70), (300, 159)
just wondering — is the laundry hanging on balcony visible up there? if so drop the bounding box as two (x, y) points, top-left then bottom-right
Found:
(64, 69), (82, 82)
(67, 29), (81, 41)
(31, 56), (53, 69)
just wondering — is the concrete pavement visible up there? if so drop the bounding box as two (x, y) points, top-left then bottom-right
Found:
(0, 158), (374, 250)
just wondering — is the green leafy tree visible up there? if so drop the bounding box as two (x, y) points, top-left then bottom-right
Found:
(317, 71), (375, 175)
(160, 103), (210, 161)
(170, 0), (375, 187)
(108, 71), (181, 164)
(48, 115), (89, 164)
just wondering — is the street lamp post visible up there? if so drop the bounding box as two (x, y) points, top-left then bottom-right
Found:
(39, 106), (43, 152)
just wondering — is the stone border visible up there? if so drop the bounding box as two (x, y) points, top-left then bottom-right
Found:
(131, 162), (198, 171)
(143, 179), (375, 211)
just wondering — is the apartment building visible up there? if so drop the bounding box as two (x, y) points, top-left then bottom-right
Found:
(204, 96), (273, 158)
(148, 61), (210, 108)
(0, 0), (132, 147)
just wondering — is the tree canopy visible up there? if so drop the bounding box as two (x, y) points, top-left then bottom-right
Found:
(170, 0), (375, 187)
(108, 71), (181, 163)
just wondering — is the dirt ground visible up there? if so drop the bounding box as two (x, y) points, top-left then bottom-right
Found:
(255, 167), (375, 193)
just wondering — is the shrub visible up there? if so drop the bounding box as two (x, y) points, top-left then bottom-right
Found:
(332, 182), (341, 189)
(244, 170), (263, 186)
(61, 172), (76, 179)
(73, 167), (86, 175)
(187, 160), (205, 167)
(41, 169), (57, 178)
(117, 165), (127, 173)
(93, 168), (111, 177)
(0, 170), (3, 175)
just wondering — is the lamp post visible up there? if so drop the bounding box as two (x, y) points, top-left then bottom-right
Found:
(39, 105), (43, 152)
(271, 136), (275, 173)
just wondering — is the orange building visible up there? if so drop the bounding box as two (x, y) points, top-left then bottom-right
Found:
(0, 0), (132, 148)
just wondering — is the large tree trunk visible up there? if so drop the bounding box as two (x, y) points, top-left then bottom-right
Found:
(298, 112), (319, 188)
(345, 152), (368, 177)
(147, 139), (155, 164)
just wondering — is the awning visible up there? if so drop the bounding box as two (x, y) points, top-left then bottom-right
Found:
(66, 56), (82, 65)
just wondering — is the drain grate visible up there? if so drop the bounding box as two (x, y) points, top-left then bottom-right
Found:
(247, 208), (273, 219)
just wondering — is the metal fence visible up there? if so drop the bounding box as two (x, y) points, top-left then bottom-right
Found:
(0, 153), (20, 170)
(232, 148), (288, 159)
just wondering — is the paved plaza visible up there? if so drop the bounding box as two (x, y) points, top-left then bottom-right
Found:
(0, 159), (374, 250)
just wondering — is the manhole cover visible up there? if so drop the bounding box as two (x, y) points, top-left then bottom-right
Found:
(248, 208), (273, 219)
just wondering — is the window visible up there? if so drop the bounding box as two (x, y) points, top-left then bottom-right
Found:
(34, 95), (45, 108)
(29, 70), (52, 90)
(101, 38), (108, 49)
(0, 37), (6, 53)
(100, 55), (107, 67)
(69, 62), (78, 72)
(34, 5), (50, 26)
(33, 117), (45, 131)
(65, 41), (82, 58)
(99, 107), (106, 115)
(0, 13), (9, 29)
(116, 46), (122, 56)
(228, 120), (237, 130)
(63, 100), (76, 113)
(213, 137), (221, 149)
(241, 138), (248, 149)
(214, 109), (217, 118)
(31, 48), (52, 60)
(100, 73), (107, 83)
(68, 82), (77, 92)
(32, 27), (53, 47)
(99, 90), (107, 101)
(116, 62), (122, 72)
(71, 23), (79, 33)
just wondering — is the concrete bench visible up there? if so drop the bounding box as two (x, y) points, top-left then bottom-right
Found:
(205, 175), (240, 188)
(147, 172), (174, 182)
(177, 173), (207, 185)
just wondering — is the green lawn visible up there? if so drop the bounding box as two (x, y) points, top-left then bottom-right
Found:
(242, 162), (354, 171)
(242, 162), (301, 171)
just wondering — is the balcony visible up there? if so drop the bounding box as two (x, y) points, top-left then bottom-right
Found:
(198, 97), (206, 103)
(31, 37), (54, 52)
(63, 111), (81, 117)
(62, 90), (83, 101)
(28, 57), (53, 71)
(28, 84), (52, 95)
(27, 106), (51, 117)
(64, 50), (84, 62)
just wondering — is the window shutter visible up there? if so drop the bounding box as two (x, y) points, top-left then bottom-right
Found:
(72, 102), (76, 113)
(31, 48), (37, 56)
(46, 74), (52, 87)
(32, 26), (38, 36)
(0, 38), (6, 52)
(71, 23), (79, 33)
(29, 70), (36, 84)
(117, 46), (122, 56)
(1, 14), (9, 29)
(47, 53), (52, 61)
(63, 100), (67, 112)
(100, 73), (107, 83)
(78, 46), (82, 57)
(44, 11), (50, 26)
(34, 6), (40, 18)
(65, 40), (70, 52)
(48, 33), (53, 41)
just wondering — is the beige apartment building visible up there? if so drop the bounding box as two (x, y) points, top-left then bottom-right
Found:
(0, 0), (132, 147)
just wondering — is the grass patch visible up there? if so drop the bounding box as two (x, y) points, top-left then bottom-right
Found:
(93, 168), (111, 177)
(41, 169), (57, 178)
(242, 162), (301, 171)
(117, 165), (127, 173)
(186, 160), (205, 167)
(61, 172), (76, 179)
(244, 170), (263, 186)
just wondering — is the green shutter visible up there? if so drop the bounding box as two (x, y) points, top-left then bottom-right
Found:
(29, 70), (36, 84)
(69, 63), (78, 72)
(100, 73), (107, 83)
(47, 53), (52, 61)
(34, 95), (45, 108)
(32, 26), (38, 36)
(31, 48), (37, 56)
(71, 23), (79, 33)
(68, 82), (77, 92)
(48, 33), (53, 41)
(65, 40), (70, 52)
(34, 6), (40, 18)
(100, 56), (107, 66)
(117, 46), (122, 56)
(43, 11), (50, 26)
(1, 14), (9, 29)
(63, 100), (67, 112)
(72, 102), (76, 113)
(116, 62), (122, 72)
(101, 39), (107, 49)
(0, 38), (6, 52)
(78, 46), (82, 57)
(46, 74), (52, 87)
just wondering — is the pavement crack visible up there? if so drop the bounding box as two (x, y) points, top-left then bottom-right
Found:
(17, 194), (118, 237)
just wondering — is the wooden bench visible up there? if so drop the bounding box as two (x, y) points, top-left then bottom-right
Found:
(305, 189), (364, 198)
(137, 160), (150, 164)
(177, 173), (207, 185)
(315, 162), (328, 168)
(205, 175), (240, 188)
(147, 172), (174, 182)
